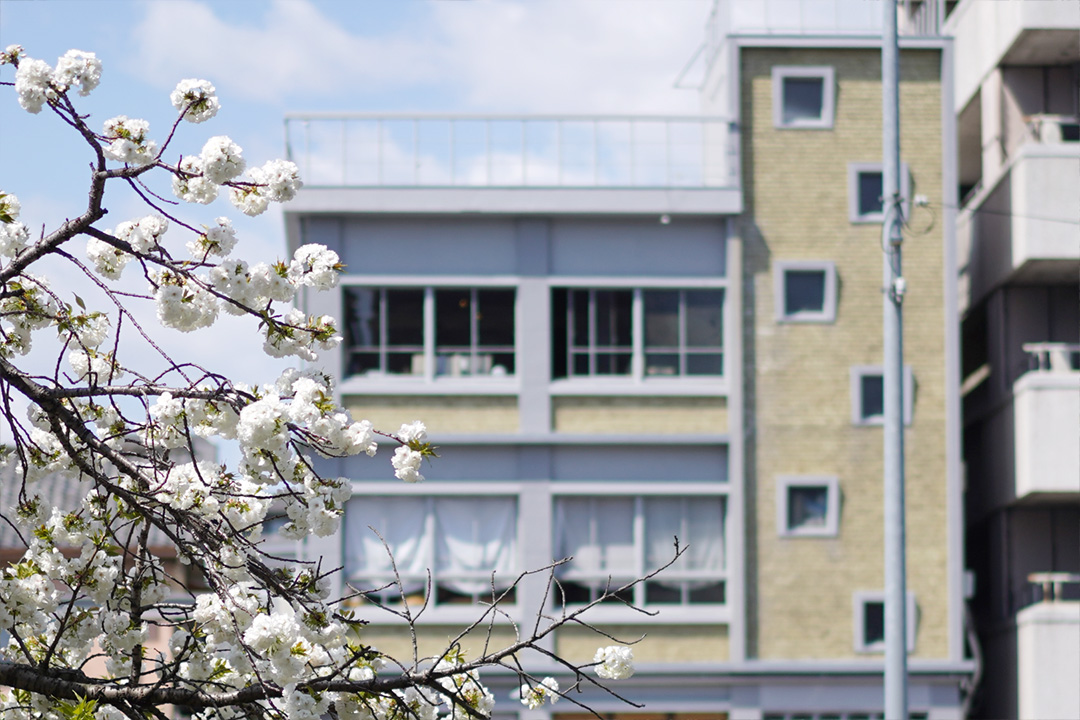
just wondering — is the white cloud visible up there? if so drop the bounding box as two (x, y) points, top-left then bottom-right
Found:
(132, 0), (711, 113)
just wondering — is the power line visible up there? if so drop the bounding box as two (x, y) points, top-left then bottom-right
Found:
(940, 202), (1080, 226)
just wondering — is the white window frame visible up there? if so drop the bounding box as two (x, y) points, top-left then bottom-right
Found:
(772, 65), (836, 130)
(341, 281), (517, 384)
(550, 483), (730, 623)
(776, 475), (840, 538)
(551, 280), (727, 384)
(848, 162), (911, 224)
(342, 485), (522, 623)
(853, 590), (917, 653)
(850, 365), (914, 426)
(773, 260), (838, 324)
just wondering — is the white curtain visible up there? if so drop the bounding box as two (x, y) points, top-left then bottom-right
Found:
(434, 497), (517, 594)
(554, 497), (636, 581)
(644, 497), (725, 587)
(344, 496), (518, 597)
(344, 496), (429, 595)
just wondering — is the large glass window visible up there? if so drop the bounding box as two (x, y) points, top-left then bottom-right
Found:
(552, 288), (724, 379)
(553, 495), (726, 606)
(343, 496), (518, 606)
(343, 287), (515, 378)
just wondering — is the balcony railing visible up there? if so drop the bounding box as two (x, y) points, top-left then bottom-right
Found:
(706, 0), (942, 52)
(1023, 342), (1080, 374)
(284, 114), (739, 190)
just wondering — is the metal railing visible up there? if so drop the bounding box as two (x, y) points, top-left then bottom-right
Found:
(1022, 342), (1080, 374)
(284, 114), (739, 190)
(708, 0), (943, 43)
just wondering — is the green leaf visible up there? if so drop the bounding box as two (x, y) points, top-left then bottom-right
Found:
(55, 694), (98, 720)
(74, 294), (86, 310)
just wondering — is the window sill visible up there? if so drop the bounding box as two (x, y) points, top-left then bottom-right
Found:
(554, 604), (731, 625)
(549, 378), (728, 397)
(338, 376), (521, 396)
(355, 606), (523, 626)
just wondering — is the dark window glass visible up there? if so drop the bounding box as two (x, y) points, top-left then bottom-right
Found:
(645, 353), (679, 377)
(782, 76), (825, 124)
(644, 290), (679, 347)
(477, 289), (515, 347)
(864, 601), (885, 645)
(435, 289), (471, 348)
(595, 290), (632, 348)
(686, 353), (723, 375)
(385, 289), (424, 347)
(551, 289), (569, 378)
(788, 485), (828, 529)
(858, 171), (884, 216)
(784, 270), (827, 315)
(861, 374), (884, 419)
(685, 290), (723, 347)
(571, 290), (590, 347)
(345, 288), (380, 348)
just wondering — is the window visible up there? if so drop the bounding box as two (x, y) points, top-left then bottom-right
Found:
(777, 476), (840, 537)
(850, 365), (914, 426)
(553, 495), (726, 606)
(343, 287), (515, 378)
(772, 66), (836, 129)
(774, 261), (837, 323)
(848, 162), (911, 223)
(853, 591), (917, 653)
(343, 496), (518, 606)
(551, 288), (724, 379)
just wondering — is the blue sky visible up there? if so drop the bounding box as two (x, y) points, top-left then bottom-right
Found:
(0, 0), (711, 447)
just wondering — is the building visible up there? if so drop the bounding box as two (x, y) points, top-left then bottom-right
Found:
(947, 0), (1080, 718)
(286, 1), (972, 717)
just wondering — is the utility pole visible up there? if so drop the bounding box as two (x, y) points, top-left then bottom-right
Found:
(881, 1), (908, 719)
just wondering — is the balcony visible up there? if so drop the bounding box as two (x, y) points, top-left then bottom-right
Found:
(1017, 574), (1080, 720)
(283, 114), (741, 216)
(1013, 344), (1080, 501)
(947, 0), (1080, 110)
(958, 136), (1080, 303)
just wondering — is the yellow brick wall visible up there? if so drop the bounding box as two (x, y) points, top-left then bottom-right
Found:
(357, 624), (520, 664)
(552, 397), (728, 434)
(344, 395), (519, 434)
(740, 48), (949, 659)
(556, 625), (729, 664)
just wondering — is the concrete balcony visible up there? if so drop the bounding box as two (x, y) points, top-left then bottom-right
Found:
(283, 114), (741, 216)
(1017, 577), (1080, 720)
(947, 0), (1080, 110)
(958, 141), (1080, 306)
(1014, 345), (1080, 501)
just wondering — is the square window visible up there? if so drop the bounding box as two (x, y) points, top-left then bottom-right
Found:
(776, 476), (840, 537)
(848, 162), (911, 223)
(774, 261), (837, 323)
(853, 591), (917, 653)
(772, 66), (836, 129)
(850, 365), (914, 426)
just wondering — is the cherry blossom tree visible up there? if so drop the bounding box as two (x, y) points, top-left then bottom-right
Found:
(0, 46), (663, 720)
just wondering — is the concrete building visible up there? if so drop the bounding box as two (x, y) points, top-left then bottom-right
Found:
(947, 0), (1080, 718)
(286, 1), (972, 717)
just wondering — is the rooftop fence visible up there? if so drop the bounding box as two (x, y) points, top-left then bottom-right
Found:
(284, 114), (740, 190)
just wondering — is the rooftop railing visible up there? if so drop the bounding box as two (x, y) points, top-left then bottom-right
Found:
(284, 114), (740, 190)
(706, 0), (944, 51)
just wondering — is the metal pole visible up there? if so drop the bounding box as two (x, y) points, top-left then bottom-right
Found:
(882, 1), (908, 718)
